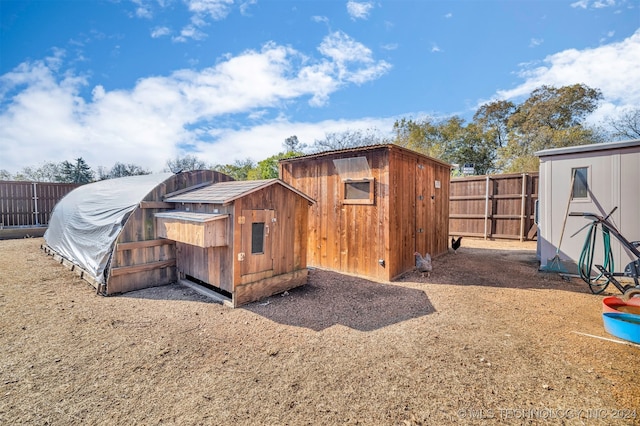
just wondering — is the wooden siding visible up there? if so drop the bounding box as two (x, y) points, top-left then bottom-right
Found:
(105, 170), (234, 295)
(449, 173), (538, 240)
(388, 149), (451, 279)
(280, 145), (451, 281)
(232, 183), (310, 289)
(156, 215), (229, 247)
(0, 181), (79, 227)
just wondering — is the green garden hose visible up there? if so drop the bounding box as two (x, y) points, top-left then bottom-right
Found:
(578, 221), (614, 294)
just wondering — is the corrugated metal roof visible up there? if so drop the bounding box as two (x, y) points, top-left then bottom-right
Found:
(164, 179), (314, 204)
(535, 139), (640, 157)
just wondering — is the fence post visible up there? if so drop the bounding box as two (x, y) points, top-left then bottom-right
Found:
(32, 182), (40, 226)
(484, 176), (490, 240)
(519, 173), (527, 242)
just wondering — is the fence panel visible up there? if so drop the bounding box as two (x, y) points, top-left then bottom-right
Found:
(449, 173), (538, 240)
(0, 181), (79, 227)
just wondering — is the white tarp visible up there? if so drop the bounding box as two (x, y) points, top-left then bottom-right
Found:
(44, 173), (173, 283)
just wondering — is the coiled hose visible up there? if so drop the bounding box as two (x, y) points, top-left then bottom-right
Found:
(578, 221), (614, 294)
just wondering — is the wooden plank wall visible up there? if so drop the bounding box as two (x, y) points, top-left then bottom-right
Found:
(449, 172), (538, 241)
(280, 145), (451, 282)
(0, 181), (79, 227)
(280, 149), (389, 281)
(387, 148), (451, 279)
(106, 170), (234, 294)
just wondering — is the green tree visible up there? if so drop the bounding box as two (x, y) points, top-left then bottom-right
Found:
(498, 84), (603, 172)
(213, 158), (256, 181)
(58, 158), (94, 183)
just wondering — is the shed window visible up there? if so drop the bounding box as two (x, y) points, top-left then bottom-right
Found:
(343, 178), (374, 205)
(251, 222), (265, 254)
(572, 167), (588, 199)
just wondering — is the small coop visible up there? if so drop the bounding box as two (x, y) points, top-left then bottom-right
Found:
(43, 172), (312, 306)
(279, 144), (451, 281)
(158, 179), (314, 306)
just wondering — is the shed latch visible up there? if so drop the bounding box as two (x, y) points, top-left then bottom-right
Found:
(238, 252), (245, 261)
(238, 216), (245, 224)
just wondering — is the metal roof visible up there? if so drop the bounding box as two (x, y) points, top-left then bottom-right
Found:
(164, 178), (314, 205)
(535, 139), (640, 158)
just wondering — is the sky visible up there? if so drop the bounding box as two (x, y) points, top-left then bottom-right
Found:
(1, 0), (639, 174)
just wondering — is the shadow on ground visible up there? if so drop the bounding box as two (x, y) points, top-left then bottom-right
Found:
(245, 269), (435, 332)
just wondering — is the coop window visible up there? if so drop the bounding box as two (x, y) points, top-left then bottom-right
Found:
(251, 222), (265, 254)
(342, 178), (374, 205)
(572, 167), (588, 199)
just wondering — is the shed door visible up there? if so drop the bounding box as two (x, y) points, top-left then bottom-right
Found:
(415, 161), (433, 256)
(241, 210), (274, 276)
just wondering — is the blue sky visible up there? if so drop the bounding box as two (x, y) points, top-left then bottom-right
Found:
(1, 0), (639, 174)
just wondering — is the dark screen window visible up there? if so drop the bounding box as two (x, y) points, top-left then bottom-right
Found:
(251, 222), (265, 254)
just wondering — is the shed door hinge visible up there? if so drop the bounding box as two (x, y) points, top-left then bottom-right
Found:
(238, 252), (245, 261)
(238, 216), (245, 224)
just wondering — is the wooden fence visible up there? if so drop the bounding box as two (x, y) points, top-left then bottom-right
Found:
(449, 173), (539, 241)
(0, 181), (79, 228)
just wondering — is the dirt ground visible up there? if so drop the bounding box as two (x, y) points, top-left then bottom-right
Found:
(1, 237), (638, 425)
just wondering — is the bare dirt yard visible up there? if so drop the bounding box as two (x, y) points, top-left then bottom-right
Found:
(1, 237), (638, 425)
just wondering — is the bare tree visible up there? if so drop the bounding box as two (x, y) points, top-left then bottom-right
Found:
(608, 108), (640, 140)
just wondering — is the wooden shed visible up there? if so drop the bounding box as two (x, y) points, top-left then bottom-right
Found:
(279, 144), (451, 281)
(536, 139), (640, 273)
(43, 171), (233, 295)
(159, 179), (314, 307)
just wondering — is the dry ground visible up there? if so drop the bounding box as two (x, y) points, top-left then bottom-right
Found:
(0, 237), (638, 425)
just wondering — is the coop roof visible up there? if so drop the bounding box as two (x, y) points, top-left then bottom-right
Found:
(164, 178), (314, 205)
(44, 173), (174, 283)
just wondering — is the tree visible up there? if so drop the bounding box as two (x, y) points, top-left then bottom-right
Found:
(165, 154), (208, 173)
(0, 169), (11, 181)
(310, 129), (384, 153)
(107, 162), (151, 179)
(608, 108), (640, 140)
(58, 158), (94, 183)
(12, 162), (62, 182)
(497, 84), (603, 172)
(213, 158), (256, 181)
(284, 135), (307, 153)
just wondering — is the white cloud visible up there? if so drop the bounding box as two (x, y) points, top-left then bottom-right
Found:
(529, 38), (544, 48)
(571, 0), (618, 8)
(0, 34), (392, 173)
(431, 43), (442, 53)
(444, 12), (453, 18)
(495, 29), (640, 123)
(346, 1), (374, 20)
(185, 0), (234, 20)
(151, 26), (171, 38)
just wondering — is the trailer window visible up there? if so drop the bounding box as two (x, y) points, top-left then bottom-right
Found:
(572, 167), (588, 199)
(251, 222), (265, 254)
(343, 178), (374, 205)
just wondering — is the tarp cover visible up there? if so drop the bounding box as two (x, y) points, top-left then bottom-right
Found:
(44, 173), (173, 283)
